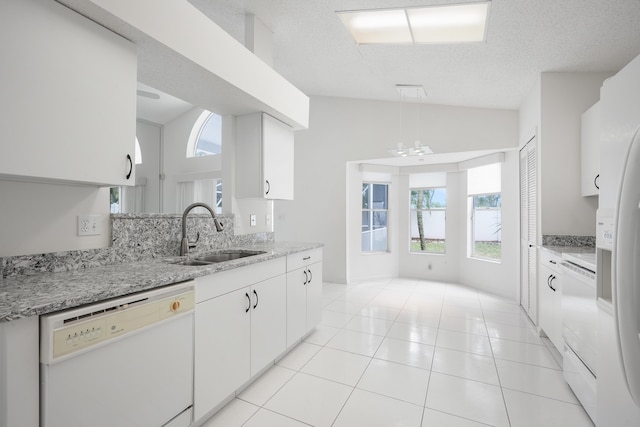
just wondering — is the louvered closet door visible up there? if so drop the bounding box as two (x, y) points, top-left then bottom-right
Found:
(520, 137), (538, 323)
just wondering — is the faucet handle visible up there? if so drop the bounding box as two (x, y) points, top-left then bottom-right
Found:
(188, 232), (200, 249)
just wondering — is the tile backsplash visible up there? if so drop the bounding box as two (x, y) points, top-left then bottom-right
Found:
(1, 213), (273, 278)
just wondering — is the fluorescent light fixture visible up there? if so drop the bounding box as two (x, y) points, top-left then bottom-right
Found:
(337, 1), (490, 45)
(338, 9), (412, 44)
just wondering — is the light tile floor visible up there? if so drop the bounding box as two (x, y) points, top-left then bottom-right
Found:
(202, 278), (594, 427)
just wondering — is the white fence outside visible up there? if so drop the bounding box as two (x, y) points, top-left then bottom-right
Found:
(410, 208), (501, 242)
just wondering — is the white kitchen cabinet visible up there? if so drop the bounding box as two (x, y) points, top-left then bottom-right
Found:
(0, 317), (39, 427)
(286, 249), (323, 347)
(250, 275), (287, 375)
(581, 102), (601, 196)
(538, 248), (564, 351)
(0, 0), (137, 186)
(193, 258), (287, 422)
(194, 287), (250, 421)
(236, 112), (294, 200)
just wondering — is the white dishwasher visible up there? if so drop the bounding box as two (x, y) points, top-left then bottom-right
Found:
(40, 281), (195, 427)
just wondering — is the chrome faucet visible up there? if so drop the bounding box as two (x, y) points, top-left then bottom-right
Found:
(180, 202), (223, 256)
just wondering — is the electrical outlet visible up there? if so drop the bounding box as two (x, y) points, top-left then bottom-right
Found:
(250, 214), (257, 227)
(77, 215), (101, 236)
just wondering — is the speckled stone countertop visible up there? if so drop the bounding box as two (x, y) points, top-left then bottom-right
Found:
(0, 242), (322, 323)
(541, 245), (596, 257)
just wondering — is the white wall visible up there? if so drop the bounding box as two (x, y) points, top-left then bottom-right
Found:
(0, 180), (110, 257)
(275, 96), (519, 286)
(458, 151), (520, 299)
(398, 171), (463, 284)
(346, 164), (400, 282)
(135, 121), (162, 212)
(539, 73), (608, 236)
(519, 73), (611, 240)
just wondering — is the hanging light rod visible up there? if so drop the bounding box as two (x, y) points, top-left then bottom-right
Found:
(388, 84), (433, 157)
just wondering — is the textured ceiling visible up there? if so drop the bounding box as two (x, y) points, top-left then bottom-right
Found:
(188, 0), (640, 110)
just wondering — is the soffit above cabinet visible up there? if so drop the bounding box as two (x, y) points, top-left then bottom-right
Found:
(56, 0), (309, 130)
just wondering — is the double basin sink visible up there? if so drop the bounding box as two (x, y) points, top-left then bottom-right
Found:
(172, 250), (266, 266)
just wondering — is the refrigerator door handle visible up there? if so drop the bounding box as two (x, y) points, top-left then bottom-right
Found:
(613, 125), (640, 406)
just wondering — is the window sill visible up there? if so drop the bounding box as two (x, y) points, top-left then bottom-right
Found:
(468, 256), (501, 264)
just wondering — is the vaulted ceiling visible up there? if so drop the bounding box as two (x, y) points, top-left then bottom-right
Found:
(189, 0), (640, 110)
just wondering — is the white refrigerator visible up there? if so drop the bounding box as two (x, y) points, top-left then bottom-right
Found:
(597, 52), (640, 426)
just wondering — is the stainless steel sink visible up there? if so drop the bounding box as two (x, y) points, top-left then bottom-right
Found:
(170, 250), (265, 266)
(197, 251), (265, 263)
(172, 260), (215, 266)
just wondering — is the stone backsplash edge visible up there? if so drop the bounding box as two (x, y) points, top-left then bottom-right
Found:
(542, 235), (596, 247)
(1, 213), (274, 278)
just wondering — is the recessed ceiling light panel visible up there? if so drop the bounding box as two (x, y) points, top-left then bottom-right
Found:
(408, 2), (489, 43)
(338, 1), (490, 45)
(337, 9), (412, 44)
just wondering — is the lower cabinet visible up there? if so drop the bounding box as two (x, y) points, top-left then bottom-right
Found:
(538, 249), (564, 351)
(193, 259), (286, 422)
(286, 249), (323, 347)
(193, 249), (322, 423)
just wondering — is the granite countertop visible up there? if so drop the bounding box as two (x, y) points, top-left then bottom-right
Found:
(540, 245), (596, 257)
(0, 241), (322, 323)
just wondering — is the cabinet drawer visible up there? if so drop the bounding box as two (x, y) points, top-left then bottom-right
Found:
(287, 248), (323, 272)
(195, 257), (286, 303)
(540, 249), (562, 273)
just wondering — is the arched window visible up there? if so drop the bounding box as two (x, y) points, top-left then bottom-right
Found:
(186, 110), (222, 157)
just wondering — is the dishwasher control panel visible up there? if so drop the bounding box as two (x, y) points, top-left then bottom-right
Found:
(41, 282), (194, 364)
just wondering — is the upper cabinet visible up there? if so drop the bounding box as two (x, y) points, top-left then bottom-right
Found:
(236, 113), (294, 200)
(581, 102), (601, 197)
(0, 0), (137, 186)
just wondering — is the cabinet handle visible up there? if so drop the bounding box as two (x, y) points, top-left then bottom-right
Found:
(245, 292), (251, 313)
(549, 260), (557, 265)
(253, 289), (259, 309)
(303, 270), (308, 285)
(548, 275), (557, 292)
(308, 268), (313, 283)
(126, 154), (133, 180)
(594, 174), (600, 190)
(303, 256), (311, 261)
(265, 180), (270, 195)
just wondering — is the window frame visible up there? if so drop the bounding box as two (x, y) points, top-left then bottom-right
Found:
(361, 182), (389, 253)
(186, 110), (222, 158)
(409, 186), (447, 254)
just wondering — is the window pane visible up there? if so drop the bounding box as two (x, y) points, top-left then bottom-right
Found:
(362, 184), (370, 209)
(372, 184), (387, 209)
(471, 194), (501, 260)
(195, 113), (222, 156)
(372, 227), (388, 252)
(410, 188), (446, 253)
(362, 211), (371, 232)
(372, 211), (387, 229)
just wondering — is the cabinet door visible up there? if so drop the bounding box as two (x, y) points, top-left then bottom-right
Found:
(551, 274), (564, 351)
(0, 0), (136, 186)
(286, 268), (307, 347)
(262, 114), (294, 200)
(581, 102), (601, 196)
(250, 275), (287, 375)
(194, 287), (250, 421)
(538, 264), (556, 344)
(306, 262), (323, 331)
